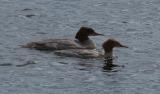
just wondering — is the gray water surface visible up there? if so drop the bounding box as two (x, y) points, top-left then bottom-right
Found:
(0, 0), (160, 94)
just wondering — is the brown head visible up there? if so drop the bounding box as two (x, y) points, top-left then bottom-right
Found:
(75, 27), (103, 42)
(102, 39), (128, 53)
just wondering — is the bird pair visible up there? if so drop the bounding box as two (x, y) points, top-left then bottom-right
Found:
(22, 27), (128, 66)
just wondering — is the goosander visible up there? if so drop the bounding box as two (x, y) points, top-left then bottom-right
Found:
(22, 27), (103, 50)
(54, 39), (128, 59)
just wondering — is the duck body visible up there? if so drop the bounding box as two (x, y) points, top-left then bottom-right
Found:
(23, 39), (84, 50)
(54, 49), (103, 59)
(22, 27), (103, 50)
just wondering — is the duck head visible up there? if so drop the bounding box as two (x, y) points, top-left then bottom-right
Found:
(102, 39), (128, 53)
(75, 27), (103, 42)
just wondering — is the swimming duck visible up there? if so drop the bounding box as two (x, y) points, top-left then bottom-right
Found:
(54, 38), (128, 59)
(22, 27), (103, 50)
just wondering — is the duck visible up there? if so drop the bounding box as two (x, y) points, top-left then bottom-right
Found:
(54, 38), (128, 60)
(22, 27), (103, 50)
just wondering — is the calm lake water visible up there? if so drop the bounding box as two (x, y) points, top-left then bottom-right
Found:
(0, 0), (160, 94)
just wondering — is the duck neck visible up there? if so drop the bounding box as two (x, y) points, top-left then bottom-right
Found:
(104, 46), (113, 57)
(76, 35), (89, 42)
(104, 48), (113, 64)
(104, 51), (113, 59)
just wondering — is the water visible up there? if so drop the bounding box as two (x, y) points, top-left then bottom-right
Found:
(0, 0), (160, 94)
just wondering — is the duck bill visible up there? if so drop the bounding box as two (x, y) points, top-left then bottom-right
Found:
(119, 44), (128, 48)
(91, 32), (104, 36)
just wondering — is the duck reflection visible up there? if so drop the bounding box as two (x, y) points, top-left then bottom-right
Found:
(102, 58), (118, 71)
